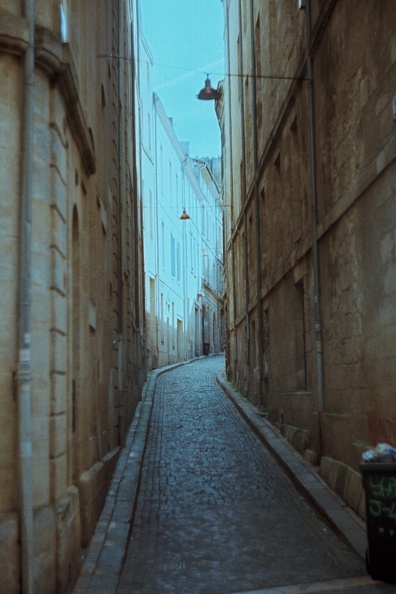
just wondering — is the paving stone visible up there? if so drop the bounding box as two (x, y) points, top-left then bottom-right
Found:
(116, 356), (366, 594)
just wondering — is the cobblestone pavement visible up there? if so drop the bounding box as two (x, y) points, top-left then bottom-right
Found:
(115, 356), (372, 594)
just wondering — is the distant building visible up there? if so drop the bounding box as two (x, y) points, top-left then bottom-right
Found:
(0, 2), (145, 592)
(218, 0), (396, 515)
(137, 31), (224, 369)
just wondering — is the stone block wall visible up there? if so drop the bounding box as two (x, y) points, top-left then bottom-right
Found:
(221, 0), (396, 511)
(0, 1), (145, 592)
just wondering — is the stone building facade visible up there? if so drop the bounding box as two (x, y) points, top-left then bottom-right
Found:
(0, 1), (145, 592)
(137, 23), (224, 371)
(219, 0), (396, 513)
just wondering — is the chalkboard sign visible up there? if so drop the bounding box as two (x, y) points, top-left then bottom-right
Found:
(360, 462), (396, 582)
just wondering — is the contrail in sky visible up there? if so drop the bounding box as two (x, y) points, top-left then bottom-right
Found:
(154, 59), (224, 91)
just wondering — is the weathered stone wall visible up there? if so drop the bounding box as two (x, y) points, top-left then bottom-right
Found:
(320, 165), (396, 467)
(314, 0), (396, 468)
(0, 1), (145, 592)
(221, 0), (396, 505)
(0, 51), (21, 516)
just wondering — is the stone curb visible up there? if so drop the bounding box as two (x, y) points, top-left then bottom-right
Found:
(72, 359), (198, 594)
(216, 373), (368, 562)
(73, 357), (368, 594)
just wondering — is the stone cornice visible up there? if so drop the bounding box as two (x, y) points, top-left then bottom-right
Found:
(202, 280), (224, 305)
(35, 27), (96, 176)
(0, 17), (96, 177)
(0, 15), (29, 55)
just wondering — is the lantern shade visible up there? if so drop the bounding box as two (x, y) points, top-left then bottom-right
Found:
(180, 208), (190, 220)
(198, 77), (221, 101)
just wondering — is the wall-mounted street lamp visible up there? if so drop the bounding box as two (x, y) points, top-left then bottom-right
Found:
(197, 68), (312, 103)
(197, 75), (221, 101)
(180, 208), (191, 220)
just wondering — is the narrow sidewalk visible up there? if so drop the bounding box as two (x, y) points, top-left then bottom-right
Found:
(72, 362), (193, 594)
(216, 373), (367, 561)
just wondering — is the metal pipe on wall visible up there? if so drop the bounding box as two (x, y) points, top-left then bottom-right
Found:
(237, 0), (250, 376)
(305, 1), (325, 429)
(116, 0), (124, 403)
(131, 2), (144, 391)
(153, 93), (161, 363)
(180, 163), (190, 360)
(248, 0), (264, 407)
(224, 0), (238, 379)
(16, 0), (35, 591)
(116, 0), (123, 330)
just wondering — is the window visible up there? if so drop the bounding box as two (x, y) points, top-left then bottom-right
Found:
(177, 242), (181, 282)
(160, 146), (164, 186)
(172, 303), (175, 349)
(161, 222), (165, 267)
(149, 190), (153, 239)
(160, 293), (165, 343)
(150, 278), (155, 319)
(147, 112), (152, 151)
(251, 319), (257, 370)
(294, 281), (307, 390)
(171, 234), (176, 277)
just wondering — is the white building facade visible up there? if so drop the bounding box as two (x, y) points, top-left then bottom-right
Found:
(136, 26), (224, 369)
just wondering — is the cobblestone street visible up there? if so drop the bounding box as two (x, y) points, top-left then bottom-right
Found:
(115, 356), (368, 593)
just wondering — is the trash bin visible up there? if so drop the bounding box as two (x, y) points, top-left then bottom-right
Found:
(360, 462), (396, 582)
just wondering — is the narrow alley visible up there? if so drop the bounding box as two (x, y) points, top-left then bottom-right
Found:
(73, 356), (394, 594)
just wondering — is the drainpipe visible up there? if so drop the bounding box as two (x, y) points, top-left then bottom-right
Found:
(153, 93), (161, 363)
(249, 0), (264, 407)
(237, 0), (250, 382)
(116, 0), (124, 402)
(181, 166), (188, 359)
(305, 1), (325, 444)
(116, 0), (123, 337)
(225, 1), (238, 379)
(15, 0), (35, 592)
(131, 6), (143, 391)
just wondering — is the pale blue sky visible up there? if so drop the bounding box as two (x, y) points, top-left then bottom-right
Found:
(140, 0), (224, 158)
